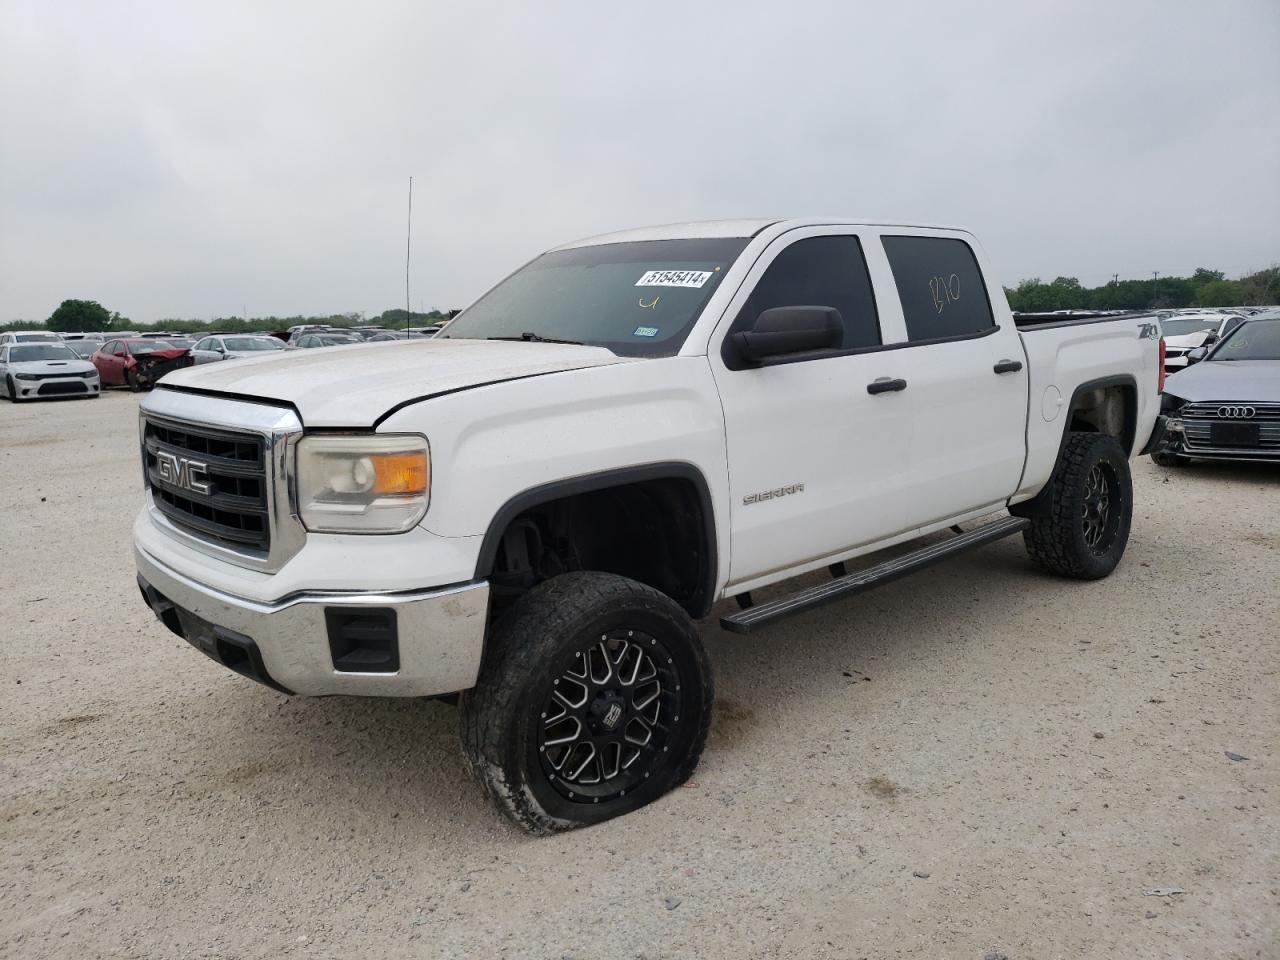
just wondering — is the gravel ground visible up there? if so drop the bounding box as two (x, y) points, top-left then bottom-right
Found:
(2, 390), (1276, 960)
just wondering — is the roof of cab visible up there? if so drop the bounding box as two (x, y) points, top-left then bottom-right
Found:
(552, 217), (969, 250)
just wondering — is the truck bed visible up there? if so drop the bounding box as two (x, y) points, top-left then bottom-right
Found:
(1013, 311), (1151, 330)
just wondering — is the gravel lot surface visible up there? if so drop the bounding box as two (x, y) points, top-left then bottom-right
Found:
(2, 390), (1276, 960)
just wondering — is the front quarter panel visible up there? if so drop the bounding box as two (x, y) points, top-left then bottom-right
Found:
(379, 357), (730, 595)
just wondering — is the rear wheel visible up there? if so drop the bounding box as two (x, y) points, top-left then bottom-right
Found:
(1024, 432), (1133, 580)
(460, 572), (713, 834)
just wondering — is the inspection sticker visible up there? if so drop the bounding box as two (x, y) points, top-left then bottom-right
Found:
(633, 326), (659, 337)
(636, 269), (712, 288)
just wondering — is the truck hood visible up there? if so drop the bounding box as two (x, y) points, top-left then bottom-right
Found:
(1164, 359), (1280, 404)
(157, 338), (630, 426)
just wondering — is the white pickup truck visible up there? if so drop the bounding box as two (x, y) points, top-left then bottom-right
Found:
(134, 218), (1164, 832)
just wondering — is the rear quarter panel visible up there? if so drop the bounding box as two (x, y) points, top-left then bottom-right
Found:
(1014, 318), (1160, 502)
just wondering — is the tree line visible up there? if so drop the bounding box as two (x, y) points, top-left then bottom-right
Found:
(1004, 265), (1279, 313)
(1, 303), (458, 335)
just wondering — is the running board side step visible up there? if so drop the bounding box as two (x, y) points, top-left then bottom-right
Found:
(719, 516), (1030, 635)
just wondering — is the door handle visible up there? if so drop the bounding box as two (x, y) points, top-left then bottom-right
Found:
(993, 359), (1023, 374)
(867, 377), (907, 395)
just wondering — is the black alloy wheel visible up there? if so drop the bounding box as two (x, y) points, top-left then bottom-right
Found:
(461, 571), (713, 834)
(538, 628), (682, 803)
(1081, 461), (1122, 556)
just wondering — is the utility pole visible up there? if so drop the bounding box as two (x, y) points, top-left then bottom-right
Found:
(1152, 271), (1160, 306)
(1111, 274), (1119, 285)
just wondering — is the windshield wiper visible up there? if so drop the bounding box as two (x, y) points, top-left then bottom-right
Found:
(488, 331), (584, 346)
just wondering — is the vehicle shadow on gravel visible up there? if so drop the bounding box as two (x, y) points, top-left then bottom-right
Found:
(154, 682), (504, 835)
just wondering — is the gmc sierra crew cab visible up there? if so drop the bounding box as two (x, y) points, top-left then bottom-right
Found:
(133, 218), (1165, 832)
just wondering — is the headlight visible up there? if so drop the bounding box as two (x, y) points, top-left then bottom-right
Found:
(16, 374), (38, 381)
(296, 434), (429, 533)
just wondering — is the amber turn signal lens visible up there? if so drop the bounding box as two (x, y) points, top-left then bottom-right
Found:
(371, 452), (429, 496)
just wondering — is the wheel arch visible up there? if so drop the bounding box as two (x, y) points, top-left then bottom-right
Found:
(1013, 375), (1137, 519)
(474, 461), (719, 619)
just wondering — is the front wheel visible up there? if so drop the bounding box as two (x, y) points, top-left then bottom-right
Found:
(1023, 432), (1133, 580)
(460, 572), (713, 834)
(126, 369), (142, 393)
(4, 375), (17, 402)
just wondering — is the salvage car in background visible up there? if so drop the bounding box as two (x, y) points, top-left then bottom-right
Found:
(293, 332), (360, 349)
(0, 331), (64, 347)
(1, 342), (100, 401)
(66, 340), (100, 359)
(91, 339), (193, 391)
(1154, 312), (1280, 466)
(1160, 313), (1246, 370)
(190, 335), (289, 364)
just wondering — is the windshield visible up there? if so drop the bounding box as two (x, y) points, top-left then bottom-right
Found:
(1160, 318), (1221, 337)
(440, 238), (749, 357)
(68, 341), (98, 357)
(10, 344), (78, 362)
(129, 341), (178, 354)
(225, 337), (283, 351)
(1211, 319), (1280, 361)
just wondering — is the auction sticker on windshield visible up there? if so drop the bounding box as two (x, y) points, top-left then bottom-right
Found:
(636, 270), (713, 288)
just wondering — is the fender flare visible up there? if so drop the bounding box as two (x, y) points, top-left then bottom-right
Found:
(473, 461), (719, 618)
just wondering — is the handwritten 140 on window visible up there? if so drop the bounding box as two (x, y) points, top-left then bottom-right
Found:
(929, 273), (961, 314)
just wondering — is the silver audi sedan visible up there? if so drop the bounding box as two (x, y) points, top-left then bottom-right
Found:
(189, 334), (289, 365)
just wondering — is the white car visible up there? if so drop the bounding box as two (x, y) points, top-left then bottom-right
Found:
(132, 217), (1163, 832)
(1160, 313), (1246, 369)
(1, 341), (100, 401)
(0, 330), (64, 347)
(189, 334), (289, 365)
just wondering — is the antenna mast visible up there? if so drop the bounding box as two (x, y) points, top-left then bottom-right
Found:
(405, 176), (414, 334)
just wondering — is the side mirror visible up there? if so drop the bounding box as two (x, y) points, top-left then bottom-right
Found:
(1186, 346), (1208, 364)
(731, 306), (843, 364)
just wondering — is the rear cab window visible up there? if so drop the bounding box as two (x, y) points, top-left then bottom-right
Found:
(881, 236), (994, 342)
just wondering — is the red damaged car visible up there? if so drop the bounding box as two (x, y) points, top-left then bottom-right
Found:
(91, 338), (194, 391)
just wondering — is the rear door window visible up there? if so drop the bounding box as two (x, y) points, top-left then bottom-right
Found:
(882, 236), (994, 342)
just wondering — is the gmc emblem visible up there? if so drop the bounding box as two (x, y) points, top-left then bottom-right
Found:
(156, 450), (211, 495)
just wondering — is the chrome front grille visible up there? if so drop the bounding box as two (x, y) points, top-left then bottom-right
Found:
(138, 389), (306, 572)
(144, 419), (271, 550)
(1182, 401), (1280, 452)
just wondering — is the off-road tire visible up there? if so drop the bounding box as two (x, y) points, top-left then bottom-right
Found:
(1024, 432), (1132, 580)
(1150, 450), (1189, 467)
(460, 571), (713, 834)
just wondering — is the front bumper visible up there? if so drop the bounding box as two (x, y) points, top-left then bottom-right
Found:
(136, 545), (489, 697)
(1155, 415), (1280, 463)
(10, 374), (99, 399)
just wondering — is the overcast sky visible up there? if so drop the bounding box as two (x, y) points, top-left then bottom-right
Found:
(2, 1), (1278, 324)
